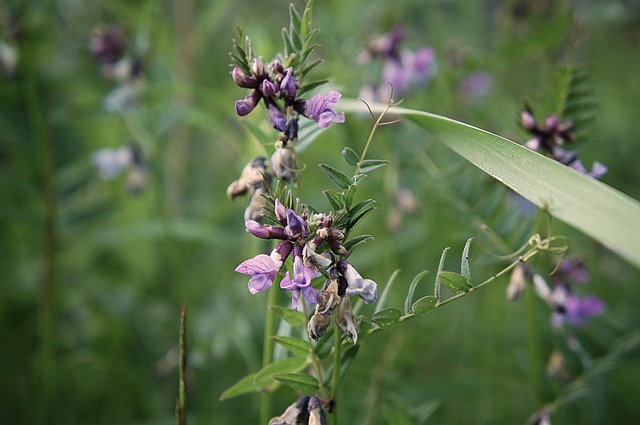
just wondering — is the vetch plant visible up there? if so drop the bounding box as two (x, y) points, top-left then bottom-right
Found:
(213, 2), (640, 424)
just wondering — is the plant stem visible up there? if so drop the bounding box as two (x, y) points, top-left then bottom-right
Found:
(330, 329), (342, 425)
(259, 280), (280, 424)
(176, 301), (188, 425)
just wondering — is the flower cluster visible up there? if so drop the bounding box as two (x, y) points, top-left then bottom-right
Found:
(358, 25), (436, 102)
(508, 258), (605, 328)
(521, 110), (607, 179)
(232, 59), (344, 183)
(89, 25), (145, 112)
(235, 200), (377, 342)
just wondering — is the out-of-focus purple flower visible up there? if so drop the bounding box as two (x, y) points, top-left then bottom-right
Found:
(406, 47), (436, 85)
(521, 110), (607, 179)
(305, 90), (346, 128)
(555, 258), (590, 284)
(551, 284), (606, 327)
(90, 25), (127, 65)
(459, 71), (493, 100)
(92, 146), (134, 179)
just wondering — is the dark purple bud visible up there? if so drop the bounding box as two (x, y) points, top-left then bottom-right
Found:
(261, 79), (277, 97)
(284, 118), (299, 141)
(521, 110), (537, 132)
(327, 238), (349, 257)
(543, 115), (559, 132)
(245, 220), (287, 239)
(232, 67), (259, 88)
(90, 25), (127, 64)
(235, 90), (261, 116)
(285, 208), (308, 239)
(272, 240), (294, 264)
(280, 67), (297, 101)
(266, 101), (287, 131)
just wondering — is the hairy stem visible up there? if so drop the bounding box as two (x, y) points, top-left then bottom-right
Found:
(330, 329), (342, 424)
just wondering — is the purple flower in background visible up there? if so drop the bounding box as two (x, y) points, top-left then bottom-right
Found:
(551, 284), (606, 327)
(459, 71), (493, 100)
(305, 90), (346, 128)
(521, 110), (607, 179)
(92, 146), (134, 179)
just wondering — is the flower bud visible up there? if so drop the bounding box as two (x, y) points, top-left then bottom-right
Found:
(280, 67), (297, 101)
(271, 146), (299, 183)
(235, 90), (261, 116)
(261, 79), (277, 97)
(232, 67), (259, 88)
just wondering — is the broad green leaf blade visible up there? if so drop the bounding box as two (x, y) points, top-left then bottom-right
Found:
(372, 307), (402, 330)
(319, 163), (352, 189)
(271, 336), (310, 357)
(460, 238), (473, 282)
(412, 295), (438, 316)
(253, 357), (308, 387)
(270, 306), (306, 327)
(219, 373), (258, 400)
(340, 100), (640, 269)
(404, 270), (429, 315)
(274, 373), (319, 394)
(439, 271), (472, 293)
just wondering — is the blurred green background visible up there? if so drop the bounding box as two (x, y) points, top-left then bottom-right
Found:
(1, 0), (639, 424)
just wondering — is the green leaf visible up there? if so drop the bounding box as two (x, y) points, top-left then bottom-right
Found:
(358, 159), (390, 174)
(412, 296), (438, 316)
(342, 147), (360, 166)
(274, 373), (319, 394)
(319, 163), (352, 189)
(434, 247), (449, 301)
(460, 238), (473, 282)
(439, 271), (472, 293)
(348, 199), (376, 230)
(404, 270), (429, 315)
(271, 336), (310, 357)
(375, 270), (401, 314)
(300, 0), (314, 39)
(219, 373), (258, 400)
(372, 307), (402, 330)
(270, 305), (306, 327)
(345, 184), (356, 210)
(339, 100), (640, 269)
(343, 234), (373, 254)
(323, 189), (345, 211)
(253, 357), (308, 387)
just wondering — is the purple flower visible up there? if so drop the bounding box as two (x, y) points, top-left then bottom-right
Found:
(92, 146), (134, 179)
(280, 250), (319, 311)
(305, 90), (346, 128)
(551, 286), (606, 327)
(459, 71), (493, 100)
(235, 250), (285, 295)
(337, 259), (377, 303)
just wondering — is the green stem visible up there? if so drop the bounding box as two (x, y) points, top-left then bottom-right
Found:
(525, 270), (544, 407)
(23, 31), (57, 423)
(176, 301), (187, 425)
(330, 329), (342, 425)
(259, 280), (280, 424)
